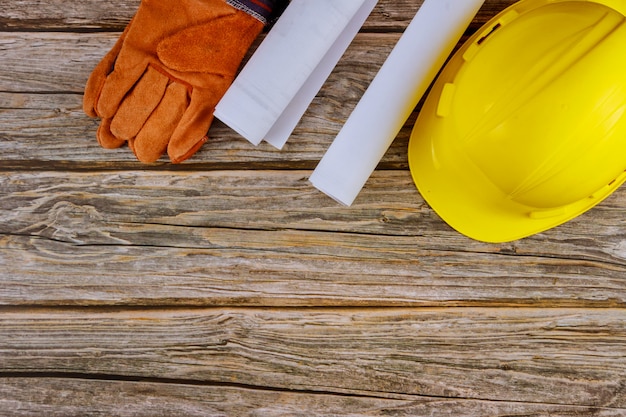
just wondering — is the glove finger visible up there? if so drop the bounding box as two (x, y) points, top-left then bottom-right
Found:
(83, 19), (134, 118)
(96, 62), (150, 119)
(132, 82), (189, 163)
(96, 118), (126, 149)
(109, 65), (170, 141)
(167, 88), (218, 164)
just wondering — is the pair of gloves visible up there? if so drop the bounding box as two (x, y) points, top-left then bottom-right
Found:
(83, 0), (280, 163)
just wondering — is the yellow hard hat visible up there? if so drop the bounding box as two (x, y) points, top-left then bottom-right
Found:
(408, 0), (626, 243)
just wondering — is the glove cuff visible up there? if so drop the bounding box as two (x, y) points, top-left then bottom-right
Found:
(226, 0), (278, 25)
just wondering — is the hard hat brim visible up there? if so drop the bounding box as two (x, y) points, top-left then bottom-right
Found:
(408, 121), (626, 243)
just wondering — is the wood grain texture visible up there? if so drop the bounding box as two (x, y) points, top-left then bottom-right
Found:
(0, 33), (407, 166)
(3, 378), (623, 417)
(1, 0), (625, 415)
(1, 170), (626, 308)
(0, 0), (517, 31)
(1, 308), (625, 408)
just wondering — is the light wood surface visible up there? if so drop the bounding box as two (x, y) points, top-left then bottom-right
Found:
(2, 1), (626, 416)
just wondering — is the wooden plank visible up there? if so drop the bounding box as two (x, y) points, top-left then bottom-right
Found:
(0, 90), (298, 166)
(0, 378), (622, 417)
(1, 308), (625, 407)
(1, 170), (626, 307)
(0, 32), (134, 93)
(0, 31), (392, 95)
(0, 0), (140, 31)
(0, 31), (394, 94)
(0, 93), (412, 168)
(0, 32), (413, 166)
(0, 1), (518, 31)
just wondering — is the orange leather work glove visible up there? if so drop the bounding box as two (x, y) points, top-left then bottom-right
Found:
(83, 0), (269, 163)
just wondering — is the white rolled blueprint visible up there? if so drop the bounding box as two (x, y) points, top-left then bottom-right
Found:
(309, 0), (486, 205)
(215, 0), (378, 149)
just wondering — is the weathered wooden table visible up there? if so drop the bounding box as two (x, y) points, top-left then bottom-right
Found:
(2, 1), (626, 415)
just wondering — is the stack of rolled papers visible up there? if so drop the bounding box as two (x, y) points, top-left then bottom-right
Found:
(214, 0), (378, 150)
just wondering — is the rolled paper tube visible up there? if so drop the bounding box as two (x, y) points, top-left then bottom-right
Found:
(215, 0), (376, 148)
(309, 0), (486, 206)
(262, 0), (378, 149)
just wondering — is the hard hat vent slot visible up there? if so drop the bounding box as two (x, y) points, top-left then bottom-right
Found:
(477, 22), (501, 45)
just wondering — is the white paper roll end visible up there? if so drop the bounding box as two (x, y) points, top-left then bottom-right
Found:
(309, 173), (356, 207)
(214, 93), (265, 146)
(309, 149), (372, 206)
